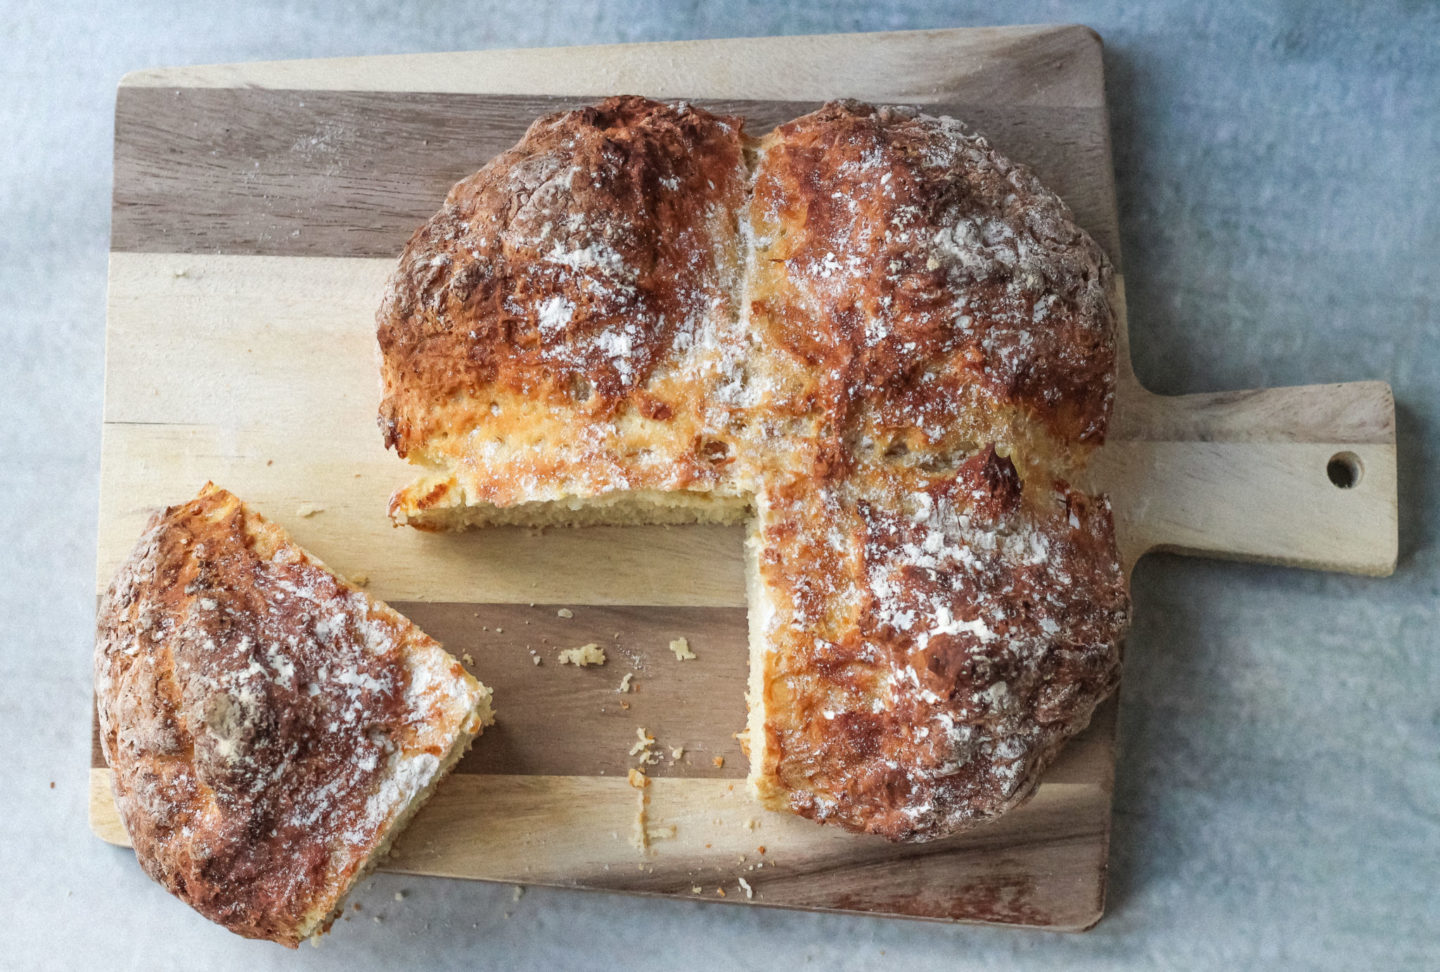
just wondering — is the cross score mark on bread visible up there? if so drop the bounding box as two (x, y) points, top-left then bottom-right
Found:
(94, 485), (493, 945)
(378, 98), (1130, 841)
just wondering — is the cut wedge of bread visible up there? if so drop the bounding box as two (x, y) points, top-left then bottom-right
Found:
(94, 484), (493, 946)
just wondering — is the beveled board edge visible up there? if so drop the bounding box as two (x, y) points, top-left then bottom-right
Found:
(117, 25), (1106, 108)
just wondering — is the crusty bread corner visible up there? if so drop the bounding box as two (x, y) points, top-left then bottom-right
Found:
(95, 483), (494, 947)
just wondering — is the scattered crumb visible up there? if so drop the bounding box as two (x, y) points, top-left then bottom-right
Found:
(350, 573), (370, 588)
(713, 756), (725, 768)
(738, 877), (754, 899)
(647, 824), (677, 842)
(669, 637), (696, 660)
(618, 673), (634, 693)
(296, 503), (324, 517)
(627, 768), (650, 789)
(630, 727), (656, 757)
(266, 459), (273, 466)
(558, 644), (606, 666)
(352, 903), (361, 912)
(692, 886), (702, 894)
(462, 652), (475, 666)
(393, 892), (405, 902)
(670, 746), (685, 760)
(533, 656), (542, 666)
(743, 818), (759, 831)
(716, 888), (726, 897)
(557, 608), (574, 619)
(758, 846), (767, 855)
(372, 916), (381, 924)
(512, 886), (524, 902)
(173, 267), (188, 278)
(49, 781), (54, 789)
(620, 701), (630, 710)
(495, 627), (503, 633)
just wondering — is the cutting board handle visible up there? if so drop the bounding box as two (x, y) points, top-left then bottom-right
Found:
(1094, 380), (1398, 576)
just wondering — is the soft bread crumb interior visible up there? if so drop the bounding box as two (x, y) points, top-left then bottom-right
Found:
(397, 485), (752, 530)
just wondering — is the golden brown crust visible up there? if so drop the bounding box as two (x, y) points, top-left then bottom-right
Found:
(751, 449), (1126, 840)
(378, 96), (752, 518)
(94, 485), (491, 945)
(740, 103), (1126, 840)
(377, 99), (1130, 842)
(747, 100), (1116, 476)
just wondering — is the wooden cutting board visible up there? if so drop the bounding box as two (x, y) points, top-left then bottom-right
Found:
(88, 25), (1398, 931)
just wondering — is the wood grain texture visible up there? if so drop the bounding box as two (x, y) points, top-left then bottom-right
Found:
(111, 91), (1118, 260)
(90, 700), (1118, 931)
(91, 25), (1397, 933)
(117, 25), (1107, 107)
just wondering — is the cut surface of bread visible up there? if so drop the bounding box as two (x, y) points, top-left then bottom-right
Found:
(94, 484), (493, 946)
(378, 97), (1129, 842)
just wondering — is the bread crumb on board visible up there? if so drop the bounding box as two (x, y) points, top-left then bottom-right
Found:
(669, 637), (696, 660)
(558, 643), (606, 666)
(295, 502), (324, 517)
(627, 768), (649, 789)
(629, 727), (656, 758)
(618, 673), (634, 693)
(738, 877), (754, 899)
(556, 608), (574, 619)
(713, 756), (725, 768)
(349, 573), (370, 588)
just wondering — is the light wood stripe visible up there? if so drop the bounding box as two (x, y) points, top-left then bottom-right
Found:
(117, 26), (1108, 109)
(111, 90), (1120, 261)
(89, 699), (1115, 929)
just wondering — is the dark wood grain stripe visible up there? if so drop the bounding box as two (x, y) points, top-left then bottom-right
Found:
(413, 602), (750, 778)
(111, 89), (1120, 262)
(93, 602), (751, 778)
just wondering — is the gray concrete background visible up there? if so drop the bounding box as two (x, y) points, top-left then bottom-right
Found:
(2, 1), (1436, 968)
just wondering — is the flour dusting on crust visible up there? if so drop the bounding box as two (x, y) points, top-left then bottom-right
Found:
(376, 98), (1130, 842)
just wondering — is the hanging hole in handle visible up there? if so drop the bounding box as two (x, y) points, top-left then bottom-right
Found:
(1327, 451), (1363, 489)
